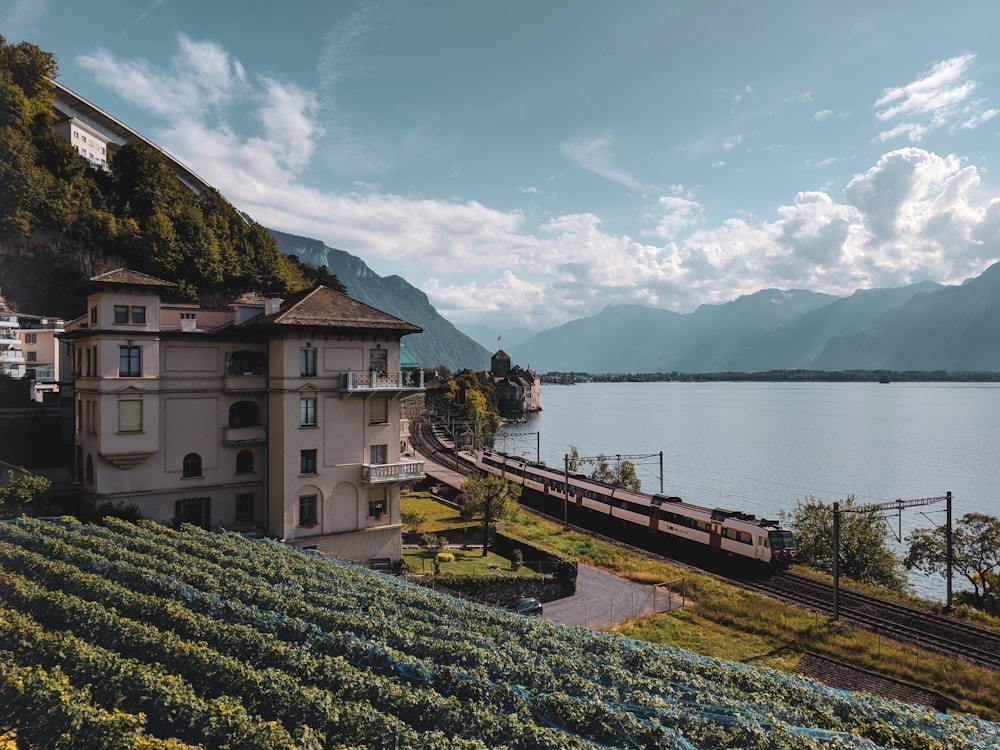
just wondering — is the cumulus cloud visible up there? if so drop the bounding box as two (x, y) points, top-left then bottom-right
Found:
(875, 53), (999, 142)
(73, 36), (1000, 331)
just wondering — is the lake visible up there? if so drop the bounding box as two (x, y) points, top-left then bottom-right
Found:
(495, 381), (1000, 597)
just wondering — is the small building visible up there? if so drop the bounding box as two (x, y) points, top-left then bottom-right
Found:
(58, 268), (426, 563)
(488, 350), (541, 416)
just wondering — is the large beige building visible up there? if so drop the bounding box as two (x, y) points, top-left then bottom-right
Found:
(60, 268), (425, 562)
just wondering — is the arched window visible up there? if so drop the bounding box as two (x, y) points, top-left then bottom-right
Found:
(236, 449), (254, 474)
(182, 453), (202, 478)
(229, 401), (261, 428)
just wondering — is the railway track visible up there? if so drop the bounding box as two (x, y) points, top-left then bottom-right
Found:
(413, 417), (1000, 671)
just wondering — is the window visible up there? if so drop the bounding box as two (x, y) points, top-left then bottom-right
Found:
(118, 345), (141, 377)
(299, 494), (318, 526)
(300, 347), (317, 377)
(175, 497), (210, 530)
(114, 306), (146, 324)
(300, 397), (317, 426)
(26, 351), (37, 362)
(85, 454), (94, 484)
(229, 401), (261, 427)
(182, 453), (202, 478)
(228, 350), (265, 375)
(235, 449), (254, 474)
(369, 444), (387, 465)
(89, 306), (97, 325)
(368, 487), (386, 518)
(118, 400), (142, 432)
(300, 449), (317, 475)
(369, 396), (388, 424)
(235, 493), (255, 523)
(369, 347), (388, 375)
(23, 333), (36, 344)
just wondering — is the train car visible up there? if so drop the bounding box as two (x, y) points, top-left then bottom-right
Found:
(474, 448), (796, 566)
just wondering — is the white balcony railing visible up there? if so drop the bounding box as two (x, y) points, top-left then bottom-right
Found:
(0, 315), (17, 327)
(341, 370), (424, 391)
(361, 460), (426, 484)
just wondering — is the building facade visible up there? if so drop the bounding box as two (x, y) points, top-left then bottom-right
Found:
(60, 268), (425, 562)
(489, 350), (541, 416)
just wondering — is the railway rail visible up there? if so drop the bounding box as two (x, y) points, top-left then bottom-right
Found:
(413, 417), (1000, 672)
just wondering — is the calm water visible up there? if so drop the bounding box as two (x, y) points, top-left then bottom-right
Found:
(496, 381), (1000, 597)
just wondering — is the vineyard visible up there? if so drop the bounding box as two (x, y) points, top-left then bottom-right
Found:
(1, 518), (998, 750)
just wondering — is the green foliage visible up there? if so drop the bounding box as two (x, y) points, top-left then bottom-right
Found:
(401, 507), (427, 533)
(460, 473), (521, 557)
(0, 39), (311, 301)
(906, 512), (1000, 614)
(781, 495), (908, 591)
(0, 470), (51, 517)
(0, 517), (998, 748)
(419, 532), (446, 553)
(589, 455), (642, 492)
(438, 369), (501, 447)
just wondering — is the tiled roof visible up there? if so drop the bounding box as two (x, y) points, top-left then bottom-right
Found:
(88, 268), (178, 288)
(247, 286), (422, 335)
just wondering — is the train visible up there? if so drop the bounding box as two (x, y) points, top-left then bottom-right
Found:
(472, 448), (797, 566)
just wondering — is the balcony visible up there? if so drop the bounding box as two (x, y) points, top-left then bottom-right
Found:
(0, 315), (17, 328)
(222, 424), (267, 446)
(223, 374), (268, 394)
(362, 459), (425, 485)
(0, 348), (25, 364)
(341, 370), (424, 393)
(0, 331), (18, 341)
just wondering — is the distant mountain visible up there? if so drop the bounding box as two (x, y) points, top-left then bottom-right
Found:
(460, 323), (535, 352)
(268, 229), (490, 372)
(507, 267), (1000, 373)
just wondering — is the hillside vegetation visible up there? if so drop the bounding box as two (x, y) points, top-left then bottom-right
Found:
(0, 38), (318, 314)
(1, 517), (998, 749)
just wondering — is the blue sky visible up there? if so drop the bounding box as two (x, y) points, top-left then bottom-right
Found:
(6, 1), (1000, 334)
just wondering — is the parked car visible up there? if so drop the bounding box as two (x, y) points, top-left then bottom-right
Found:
(502, 597), (543, 616)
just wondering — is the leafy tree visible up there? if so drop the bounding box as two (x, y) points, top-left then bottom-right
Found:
(400, 508), (426, 534)
(0, 470), (51, 517)
(460, 472), (521, 557)
(438, 369), (501, 448)
(905, 512), (1000, 614)
(781, 495), (908, 591)
(590, 454), (642, 492)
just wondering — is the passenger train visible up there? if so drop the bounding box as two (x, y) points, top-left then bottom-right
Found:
(473, 448), (797, 566)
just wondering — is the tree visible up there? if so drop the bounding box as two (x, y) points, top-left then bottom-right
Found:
(0, 470), (51, 518)
(590, 454), (642, 492)
(460, 472), (521, 557)
(780, 495), (908, 591)
(905, 512), (1000, 613)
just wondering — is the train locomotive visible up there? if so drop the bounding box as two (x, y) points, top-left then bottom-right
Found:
(473, 448), (797, 566)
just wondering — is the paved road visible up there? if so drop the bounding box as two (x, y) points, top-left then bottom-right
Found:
(542, 564), (683, 629)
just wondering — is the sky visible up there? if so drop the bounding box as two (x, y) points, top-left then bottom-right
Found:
(6, 1), (1000, 336)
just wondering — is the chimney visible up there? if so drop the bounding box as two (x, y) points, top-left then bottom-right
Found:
(180, 313), (197, 332)
(266, 297), (283, 315)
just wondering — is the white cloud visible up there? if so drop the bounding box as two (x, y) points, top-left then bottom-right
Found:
(875, 53), (998, 142)
(559, 135), (656, 193)
(74, 37), (1000, 332)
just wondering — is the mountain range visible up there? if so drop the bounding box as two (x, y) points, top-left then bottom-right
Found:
(266, 226), (1000, 374)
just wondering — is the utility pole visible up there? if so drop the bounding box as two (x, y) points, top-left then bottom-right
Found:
(832, 494), (952, 620)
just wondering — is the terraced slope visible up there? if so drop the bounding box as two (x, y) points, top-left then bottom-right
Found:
(1, 517), (997, 749)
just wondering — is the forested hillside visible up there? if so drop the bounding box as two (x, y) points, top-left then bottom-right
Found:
(3, 516), (998, 749)
(0, 38), (320, 316)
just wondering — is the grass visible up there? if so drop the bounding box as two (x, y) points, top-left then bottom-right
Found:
(404, 491), (1000, 720)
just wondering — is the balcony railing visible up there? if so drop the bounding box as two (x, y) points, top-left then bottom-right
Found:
(223, 374), (268, 394)
(362, 459), (425, 484)
(0, 315), (17, 327)
(222, 424), (267, 446)
(0, 331), (18, 341)
(341, 370), (424, 392)
(0, 349), (25, 363)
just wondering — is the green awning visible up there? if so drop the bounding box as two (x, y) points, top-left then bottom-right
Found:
(400, 345), (420, 368)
